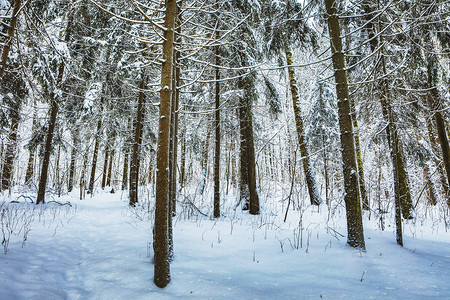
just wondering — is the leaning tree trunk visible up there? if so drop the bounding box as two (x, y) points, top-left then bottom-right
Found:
(324, 0), (365, 249)
(286, 50), (321, 206)
(0, 0), (22, 191)
(36, 98), (58, 204)
(154, 0), (177, 288)
(88, 96), (104, 194)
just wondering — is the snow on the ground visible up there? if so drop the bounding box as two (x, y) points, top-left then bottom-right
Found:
(1, 189), (450, 299)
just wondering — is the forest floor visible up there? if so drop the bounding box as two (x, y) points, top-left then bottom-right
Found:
(1, 188), (450, 299)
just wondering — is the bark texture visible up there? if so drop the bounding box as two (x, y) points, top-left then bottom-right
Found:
(129, 75), (146, 206)
(238, 76), (260, 215)
(324, 0), (365, 249)
(154, 0), (177, 288)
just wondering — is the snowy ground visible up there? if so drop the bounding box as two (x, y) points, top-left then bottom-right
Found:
(1, 189), (450, 299)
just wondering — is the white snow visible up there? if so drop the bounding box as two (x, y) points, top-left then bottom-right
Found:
(1, 190), (450, 299)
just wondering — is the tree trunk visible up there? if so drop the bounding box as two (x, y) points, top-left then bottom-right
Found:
(286, 50), (321, 206)
(154, 0), (177, 288)
(25, 104), (38, 186)
(101, 142), (110, 189)
(1, 121), (18, 191)
(121, 151), (129, 190)
(427, 59), (450, 208)
(0, 0), (21, 79)
(213, 41), (221, 218)
(238, 76), (260, 215)
(350, 97), (369, 210)
(363, 1), (412, 221)
(199, 124), (211, 195)
(169, 16), (181, 216)
(36, 99), (58, 204)
(179, 126), (186, 191)
(239, 98), (250, 210)
(423, 166), (437, 205)
(88, 97), (104, 195)
(129, 74), (146, 206)
(324, 0), (365, 249)
(67, 127), (79, 193)
(106, 139), (115, 187)
(426, 119), (449, 199)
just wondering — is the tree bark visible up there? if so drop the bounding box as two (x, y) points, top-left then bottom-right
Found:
(36, 99), (58, 204)
(238, 76), (260, 215)
(25, 104), (38, 186)
(1, 121), (18, 191)
(129, 74), (146, 206)
(121, 151), (129, 190)
(88, 96), (104, 194)
(324, 0), (365, 249)
(286, 50), (321, 206)
(101, 143), (110, 189)
(213, 42), (221, 218)
(154, 0), (177, 288)
(67, 127), (79, 192)
(106, 139), (115, 187)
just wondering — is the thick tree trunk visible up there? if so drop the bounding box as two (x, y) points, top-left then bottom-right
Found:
(238, 76), (260, 215)
(154, 0), (177, 288)
(324, 0), (365, 249)
(286, 50), (321, 206)
(239, 99), (250, 210)
(129, 74), (146, 206)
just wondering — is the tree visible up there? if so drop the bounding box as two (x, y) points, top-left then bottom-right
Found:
(324, 0), (365, 249)
(154, 0), (177, 288)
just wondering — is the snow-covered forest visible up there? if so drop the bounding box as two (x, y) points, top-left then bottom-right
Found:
(1, 0), (450, 298)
